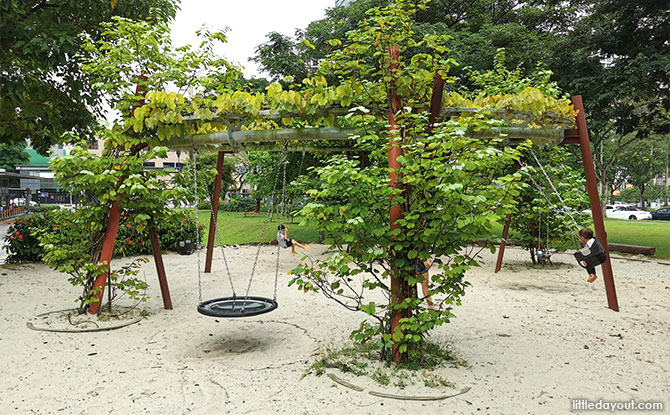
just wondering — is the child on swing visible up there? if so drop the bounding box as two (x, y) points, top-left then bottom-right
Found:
(574, 227), (607, 283)
(277, 224), (308, 254)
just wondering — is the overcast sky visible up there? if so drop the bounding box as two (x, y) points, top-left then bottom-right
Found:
(170, 0), (335, 78)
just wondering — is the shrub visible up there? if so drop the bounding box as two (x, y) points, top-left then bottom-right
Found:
(222, 195), (257, 212)
(31, 205), (61, 213)
(3, 208), (202, 262)
(4, 214), (54, 263)
(115, 209), (203, 256)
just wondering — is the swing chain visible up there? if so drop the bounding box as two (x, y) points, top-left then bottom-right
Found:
(192, 147), (203, 305)
(211, 193), (236, 298)
(242, 140), (289, 310)
(274, 144), (289, 301)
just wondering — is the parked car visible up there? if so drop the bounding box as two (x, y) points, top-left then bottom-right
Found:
(651, 207), (670, 221)
(9, 198), (37, 207)
(581, 205), (615, 216)
(607, 205), (652, 220)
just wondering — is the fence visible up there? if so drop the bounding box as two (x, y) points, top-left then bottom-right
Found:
(0, 206), (26, 220)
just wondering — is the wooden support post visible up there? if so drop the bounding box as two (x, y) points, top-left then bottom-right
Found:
(388, 45), (405, 364)
(428, 69), (445, 128)
(495, 214), (512, 273)
(149, 226), (172, 309)
(89, 75), (150, 315)
(495, 161), (523, 273)
(88, 202), (121, 314)
(572, 95), (619, 312)
(205, 151), (225, 273)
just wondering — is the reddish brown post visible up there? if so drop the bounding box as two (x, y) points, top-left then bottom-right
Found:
(89, 77), (147, 314)
(495, 214), (512, 273)
(387, 45), (406, 363)
(428, 70), (445, 128)
(89, 202), (122, 314)
(89, 75), (173, 314)
(149, 226), (172, 309)
(205, 151), (225, 272)
(572, 96), (619, 311)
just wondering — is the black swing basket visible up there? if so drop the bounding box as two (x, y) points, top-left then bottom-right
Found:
(177, 240), (195, 255)
(197, 296), (278, 318)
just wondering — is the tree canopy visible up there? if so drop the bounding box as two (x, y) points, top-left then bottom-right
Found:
(0, 0), (179, 153)
(0, 144), (30, 172)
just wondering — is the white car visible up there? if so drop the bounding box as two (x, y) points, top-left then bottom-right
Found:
(9, 198), (37, 207)
(607, 205), (652, 220)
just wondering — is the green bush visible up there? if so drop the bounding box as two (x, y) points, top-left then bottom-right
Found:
(222, 195), (257, 212)
(619, 187), (640, 203)
(31, 204), (61, 213)
(4, 208), (203, 262)
(4, 214), (54, 262)
(115, 209), (203, 256)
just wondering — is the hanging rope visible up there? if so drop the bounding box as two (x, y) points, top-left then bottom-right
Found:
(528, 147), (581, 231)
(288, 151), (306, 221)
(519, 160), (580, 237)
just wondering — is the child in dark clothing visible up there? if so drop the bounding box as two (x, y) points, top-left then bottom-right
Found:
(277, 224), (308, 254)
(574, 227), (607, 283)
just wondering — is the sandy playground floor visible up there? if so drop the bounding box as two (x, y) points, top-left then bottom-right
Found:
(1, 245), (669, 414)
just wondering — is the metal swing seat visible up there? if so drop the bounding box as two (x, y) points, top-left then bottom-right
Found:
(191, 142), (289, 318)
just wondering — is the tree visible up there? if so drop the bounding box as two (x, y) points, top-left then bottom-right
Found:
(617, 136), (667, 208)
(40, 16), (240, 313)
(0, 0), (178, 153)
(252, 0), (669, 214)
(245, 151), (320, 213)
(173, 152), (236, 206)
(285, 0), (575, 362)
(0, 144), (29, 172)
(251, 0), (387, 84)
(102, 0), (577, 363)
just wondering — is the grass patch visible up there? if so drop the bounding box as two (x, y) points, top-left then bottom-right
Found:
(194, 210), (670, 258)
(600, 219), (670, 259)
(305, 341), (467, 389)
(195, 211), (321, 245)
(488, 218), (670, 259)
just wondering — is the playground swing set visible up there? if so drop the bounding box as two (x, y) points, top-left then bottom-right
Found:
(84, 75), (619, 325)
(191, 141), (291, 318)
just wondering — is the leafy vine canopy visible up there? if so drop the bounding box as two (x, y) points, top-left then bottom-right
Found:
(79, 1), (578, 152)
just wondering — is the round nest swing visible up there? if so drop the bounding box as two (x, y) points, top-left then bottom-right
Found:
(197, 296), (278, 318)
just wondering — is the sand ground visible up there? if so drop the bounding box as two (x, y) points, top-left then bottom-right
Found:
(1, 245), (668, 414)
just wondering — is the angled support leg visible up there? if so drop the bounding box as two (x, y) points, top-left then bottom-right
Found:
(495, 214), (512, 273)
(205, 151), (225, 273)
(573, 95), (619, 312)
(149, 225), (172, 309)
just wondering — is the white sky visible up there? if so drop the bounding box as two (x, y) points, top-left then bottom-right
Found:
(170, 0), (335, 79)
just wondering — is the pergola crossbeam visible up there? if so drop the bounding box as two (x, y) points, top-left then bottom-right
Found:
(163, 126), (564, 152)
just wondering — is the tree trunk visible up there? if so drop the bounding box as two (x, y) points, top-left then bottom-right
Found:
(640, 183), (646, 209)
(255, 197), (261, 213)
